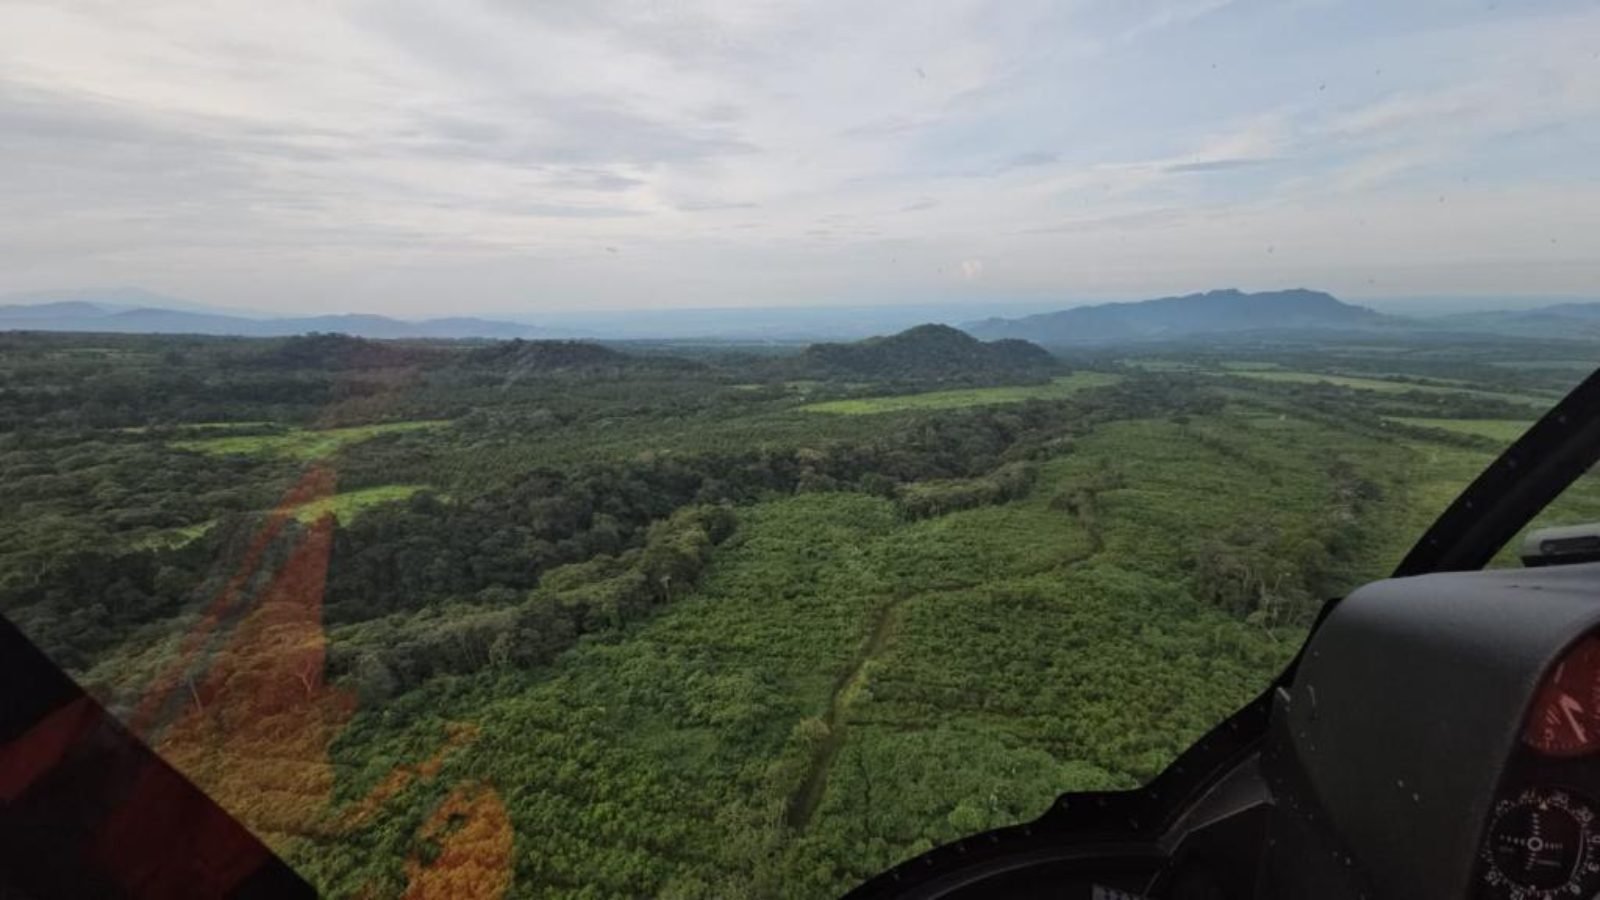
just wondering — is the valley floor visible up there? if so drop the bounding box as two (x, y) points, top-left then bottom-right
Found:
(294, 407), (1511, 898)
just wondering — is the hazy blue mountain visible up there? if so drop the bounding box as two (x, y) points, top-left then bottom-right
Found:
(0, 287), (229, 314)
(962, 289), (1388, 345)
(419, 317), (550, 339)
(800, 323), (1056, 379)
(0, 300), (111, 320)
(1424, 303), (1600, 340)
(10, 286), (1600, 345)
(101, 308), (284, 335)
(0, 301), (547, 340)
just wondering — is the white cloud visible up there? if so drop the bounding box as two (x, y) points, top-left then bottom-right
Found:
(0, 0), (1597, 313)
(1115, 0), (1242, 43)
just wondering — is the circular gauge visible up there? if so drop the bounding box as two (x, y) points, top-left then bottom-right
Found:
(1524, 636), (1600, 757)
(1481, 787), (1600, 900)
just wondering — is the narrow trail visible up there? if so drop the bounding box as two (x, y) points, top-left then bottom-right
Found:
(784, 596), (905, 832)
(782, 491), (1109, 833)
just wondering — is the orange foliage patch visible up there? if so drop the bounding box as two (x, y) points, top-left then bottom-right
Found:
(130, 466), (359, 849)
(129, 465), (339, 737)
(338, 722), (481, 830)
(403, 782), (514, 900)
(120, 454), (513, 894)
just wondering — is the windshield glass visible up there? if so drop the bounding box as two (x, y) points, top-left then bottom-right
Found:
(2, 2), (1597, 898)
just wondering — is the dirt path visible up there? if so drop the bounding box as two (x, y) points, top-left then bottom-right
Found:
(781, 509), (1106, 833)
(783, 596), (904, 832)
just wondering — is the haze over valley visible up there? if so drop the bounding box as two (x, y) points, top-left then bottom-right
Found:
(8, 287), (1600, 346)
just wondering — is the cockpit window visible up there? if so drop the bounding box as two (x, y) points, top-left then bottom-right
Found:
(2, 2), (1596, 897)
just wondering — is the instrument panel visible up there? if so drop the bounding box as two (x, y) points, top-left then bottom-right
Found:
(1523, 636), (1600, 757)
(1479, 635), (1600, 899)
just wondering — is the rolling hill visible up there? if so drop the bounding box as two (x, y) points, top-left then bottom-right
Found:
(799, 324), (1056, 380)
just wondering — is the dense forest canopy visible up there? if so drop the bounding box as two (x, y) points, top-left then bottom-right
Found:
(0, 324), (1595, 898)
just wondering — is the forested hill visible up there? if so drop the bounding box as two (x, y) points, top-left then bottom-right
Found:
(798, 324), (1057, 381)
(962, 289), (1387, 345)
(256, 333), (699, 377)
(462, 337), (702, 374)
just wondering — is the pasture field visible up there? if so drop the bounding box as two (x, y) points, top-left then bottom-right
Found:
(1384, 417), (1534, 443)
(800, 372), (1123, 414)
(1227, 369), (1551, 407)
(170, 420), (448, 460)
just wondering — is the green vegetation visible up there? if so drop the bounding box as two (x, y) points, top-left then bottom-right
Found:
(800, 372), (1123, 414)
(1, 328), (1595, 898)
(289, 484), (430, 523)
(1119, 359), (1199, 372)
(1490, 360), (1596, 371)
(1384, 417), (1535, 443)
(171, 421), (448, 460)
(1228, 369), (1551, 407)
(132, 519), (216, 550)
(128, 485), (427, 550)
(120, 420), (274, 434)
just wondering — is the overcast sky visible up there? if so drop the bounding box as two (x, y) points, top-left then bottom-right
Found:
(1, 0), (1597, 317)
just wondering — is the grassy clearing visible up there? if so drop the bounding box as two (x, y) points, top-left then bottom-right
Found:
(1387, 439), (1502, 564)
(171, 421), (447, 460)
(120, 420), (275, 434)
(1228, 370), (1550, 407)
(800, 372), (1123, 415)
(288, 485), (427, 523)
(172, 420), (277, 430)
(132, 520), (216, 550)
(1120, 360), (1198, 372)
(127, 485), (427, 548)
(1491, 360), (1596, 371)
(1353, 371), (1472, 386)
(1384, 417), (1534, 444)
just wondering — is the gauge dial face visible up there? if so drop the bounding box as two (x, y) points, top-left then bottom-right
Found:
(1481, 787), (1600, 900)
(1524, 637), (1600, 757)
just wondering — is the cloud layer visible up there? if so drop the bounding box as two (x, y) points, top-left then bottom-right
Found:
(2, 0), (1598, 314)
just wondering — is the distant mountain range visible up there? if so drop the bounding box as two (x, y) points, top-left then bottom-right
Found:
(7, 287), (1600, 345)
(961, 289), (1391, 345)
(0, 297), (546, 340)
(0, 290), (1067, 342)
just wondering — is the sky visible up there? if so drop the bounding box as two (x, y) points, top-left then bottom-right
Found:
(1, 0), (1598, 317)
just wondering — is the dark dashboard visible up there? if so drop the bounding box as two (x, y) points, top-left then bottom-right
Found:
(1479, 634), (1600, 900)
(1269, 564), (1600, 900)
